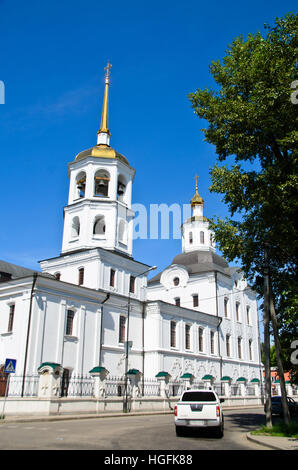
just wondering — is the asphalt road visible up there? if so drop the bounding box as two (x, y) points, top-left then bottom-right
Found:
(0, 408), (268, 451)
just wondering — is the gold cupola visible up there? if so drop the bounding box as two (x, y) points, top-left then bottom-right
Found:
(191, 175), (204, 209)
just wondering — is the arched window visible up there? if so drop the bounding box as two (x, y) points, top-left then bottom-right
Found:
(173, 277), (180, 286)
(75, 171), (86, 199)
(93, 216), (106, 236)
(118, 219), (127, 244)
(249, 339), (253, 360)
(117, 174), (127, 202)
(189, 231), (193, 244)
(94, 169), (110, 197)
(238, 337), (242, 359)
(71, 216), (80, 238)
(200, 231), (205, 244)
(226, 335), (231, 357)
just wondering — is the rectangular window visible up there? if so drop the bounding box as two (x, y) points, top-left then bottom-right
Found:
(129, 275), (135, 294)
(78, 267), (84, 286)
(170, 321), (176, 348)
(119, 316), (126, 343)
(193, 294), (199, 308)
(185, 324), (191, 350)
(175, 297), (180, 307)
(210, 330), (215, 354)
(110, 269), (115, 287)
(236, 302), (240, 322)
(199, 328), (204, 352)
(226, 335), (230, 357)
(66, 310), (74, 336)
(8, 304), (15, 332)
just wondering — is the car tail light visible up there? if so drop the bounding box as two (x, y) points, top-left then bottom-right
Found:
(174, 405), (177, 416)
(216, 405), (220, 417)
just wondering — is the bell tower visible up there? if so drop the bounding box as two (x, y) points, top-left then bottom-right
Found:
(181, 176), (216, 253)
(61, 63), (135, 257)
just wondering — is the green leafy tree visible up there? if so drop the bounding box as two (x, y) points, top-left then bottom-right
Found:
(189, 13), (297, 425)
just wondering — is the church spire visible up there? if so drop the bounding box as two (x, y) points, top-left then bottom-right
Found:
(97, 61), (112, 146)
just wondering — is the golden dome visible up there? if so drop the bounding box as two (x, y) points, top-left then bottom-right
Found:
(191, 175), (204, 207)
(74, 144), (131, 167)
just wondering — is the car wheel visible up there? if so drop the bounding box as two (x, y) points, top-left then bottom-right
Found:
(175, 426), (184, 437)
(214, 423), (224, 438)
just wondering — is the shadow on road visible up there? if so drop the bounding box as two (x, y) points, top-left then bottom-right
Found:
(227, 412), (265, 431)
(227, 411), (298, 432)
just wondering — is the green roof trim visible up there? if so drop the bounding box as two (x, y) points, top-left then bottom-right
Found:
(236, 377), (247, 382)
(181, 373), (194, 379)
(89, 366), (108, 374)
(221, 376), (231, 381)
(155, 371), (170, 378)
(38, 362), (61, 371)
(250, 378), (260, 383)
(126, 369), (141, 375)
(202, 375), (214, 380)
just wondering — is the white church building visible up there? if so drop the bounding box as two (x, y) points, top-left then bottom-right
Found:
(0, 64), (262, 400)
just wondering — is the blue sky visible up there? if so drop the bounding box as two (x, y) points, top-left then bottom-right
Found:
(0, 0), (295, 277)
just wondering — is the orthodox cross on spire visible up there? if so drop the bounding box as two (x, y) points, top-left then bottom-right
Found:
(97, 61), (112, 143)
(194, 174), (199, 193)
(104, 61), (112, 82)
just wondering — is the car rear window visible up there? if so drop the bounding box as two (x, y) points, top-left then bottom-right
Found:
(181, 391), (217, 402)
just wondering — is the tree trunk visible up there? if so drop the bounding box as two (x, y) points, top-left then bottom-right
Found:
(269, 282), (291, 425)
(264, 249), (272, 427)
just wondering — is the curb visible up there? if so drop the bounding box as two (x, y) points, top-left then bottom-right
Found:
(246, 432), (294, 451)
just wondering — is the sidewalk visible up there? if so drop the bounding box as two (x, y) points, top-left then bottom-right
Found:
(247, 432), (298, 451)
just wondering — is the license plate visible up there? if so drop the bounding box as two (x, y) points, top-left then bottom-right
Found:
(186, 420), (207, 426)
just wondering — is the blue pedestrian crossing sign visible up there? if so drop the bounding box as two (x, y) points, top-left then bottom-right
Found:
(4, 358), (16, 373)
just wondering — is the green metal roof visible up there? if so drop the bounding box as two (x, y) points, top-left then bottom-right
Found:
(155, 371), (170, 378)
(236, 377), (247, 382)
(221, 376), (231, 381)
(126, 369), (141, 375)
(89, 366), (108, 374)
(250, 378), (260, 383)
(202, 374), (214, 380)
(38, 362), (61, 371)
(181, 373), (194, 379)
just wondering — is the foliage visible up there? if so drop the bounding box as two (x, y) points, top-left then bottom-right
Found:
(188, 13), (298, 368)
(251, 420), (298, 438)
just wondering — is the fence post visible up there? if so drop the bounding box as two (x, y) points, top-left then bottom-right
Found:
(89, 366), (109, 399)
(37, 363), (63, 398)
(155, 372), (171, 398)
(180, 373), (194, 390)
(220, 377), (231, 397)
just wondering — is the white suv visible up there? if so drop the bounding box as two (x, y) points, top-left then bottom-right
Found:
(174, 389), (224, 437)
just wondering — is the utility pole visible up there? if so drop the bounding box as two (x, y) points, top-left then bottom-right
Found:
(263, 247), (272, 428)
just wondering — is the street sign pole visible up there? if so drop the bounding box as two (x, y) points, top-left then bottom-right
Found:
(1, 358), (17, 419)
(0, 374), (10, 420)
